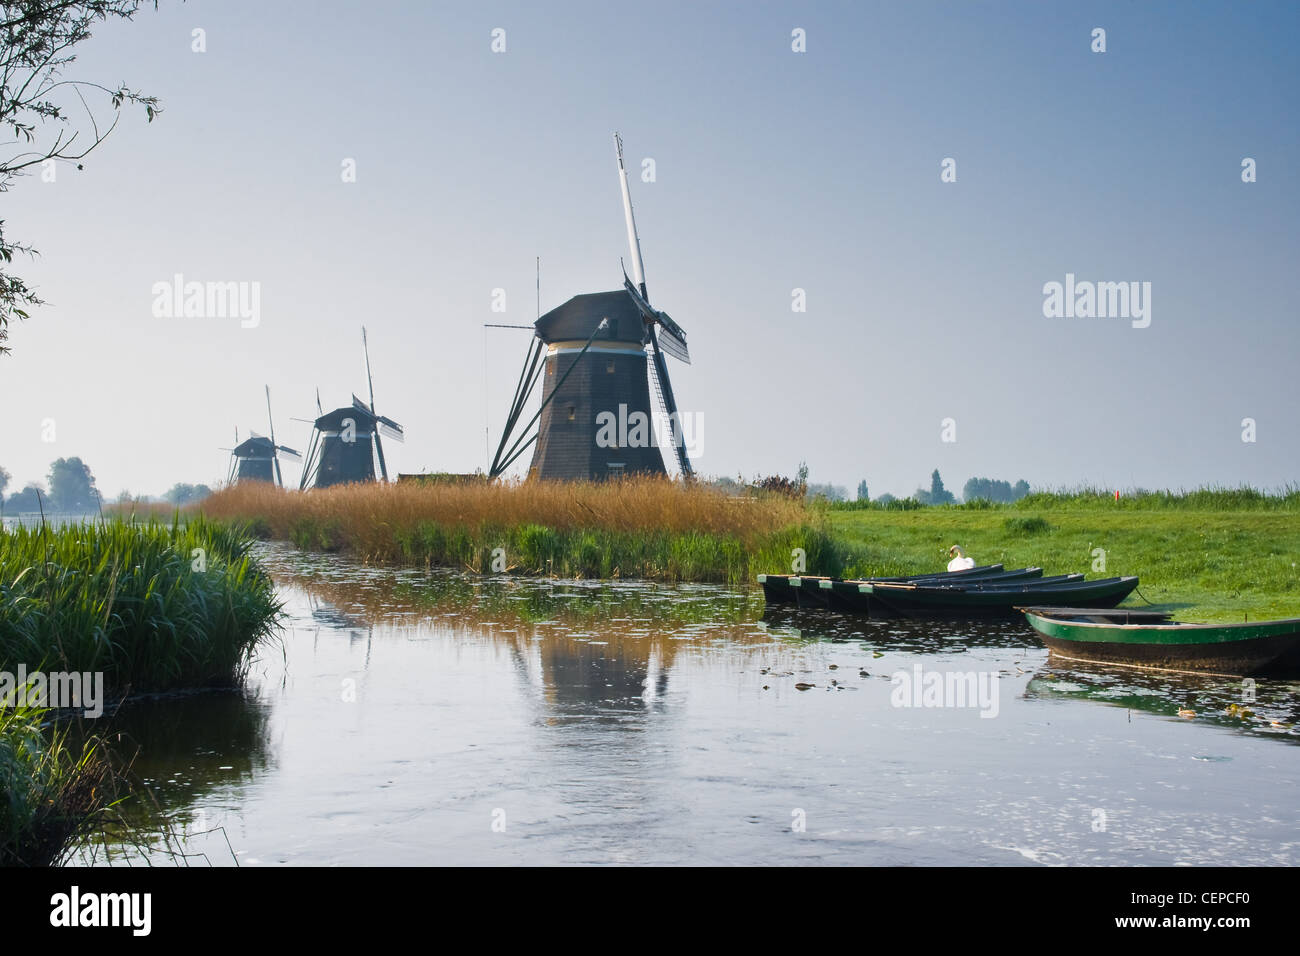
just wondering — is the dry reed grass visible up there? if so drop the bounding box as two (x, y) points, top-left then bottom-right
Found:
(194, 478), (839, 582)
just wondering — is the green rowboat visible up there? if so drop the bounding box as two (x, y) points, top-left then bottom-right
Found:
(1020, 606), (1300, 676)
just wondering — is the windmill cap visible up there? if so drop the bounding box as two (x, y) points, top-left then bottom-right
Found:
(534, 290), (647, 345)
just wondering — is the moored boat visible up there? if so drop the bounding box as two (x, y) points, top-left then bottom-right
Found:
(862, 575), (1139, 618)
(1020, 606), (1300, 676)
(758, 564), (1007, 607)
(819, 567), (1046, 613)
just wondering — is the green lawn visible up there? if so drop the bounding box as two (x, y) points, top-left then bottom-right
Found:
(827, 507), (1300, 622)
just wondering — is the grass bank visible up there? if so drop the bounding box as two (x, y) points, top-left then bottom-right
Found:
(196, 479), (844, 583)
(828, 497), (1300, 622)
(0, 518), (281, 865)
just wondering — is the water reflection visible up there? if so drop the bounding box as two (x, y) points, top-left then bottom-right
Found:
(70, 544), (1300, 866)
(1027, 661), (1300, 744)
(72, 689), (273, 864)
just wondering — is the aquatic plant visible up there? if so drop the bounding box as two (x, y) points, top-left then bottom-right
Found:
(0, 703), (119, 866)
(0, 516), (281, 695)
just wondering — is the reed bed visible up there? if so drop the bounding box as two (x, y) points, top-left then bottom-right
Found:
(0, 703), (118, 866)
(196, 478), (843, 583)
(0, 516), (281, 695)
(0, 517), (280, 865)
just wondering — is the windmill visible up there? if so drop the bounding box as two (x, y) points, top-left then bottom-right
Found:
(489, 132), (693, 481)
(299, 328), (405, 489)
(226, 386), (302, 486)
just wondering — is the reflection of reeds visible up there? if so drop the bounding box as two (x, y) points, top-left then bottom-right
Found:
(0, 704), (121, 866)
(269, 550), (801, 687)
(196, 479), (843, 583)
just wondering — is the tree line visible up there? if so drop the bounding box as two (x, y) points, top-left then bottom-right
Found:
(0, 460), (211, 514)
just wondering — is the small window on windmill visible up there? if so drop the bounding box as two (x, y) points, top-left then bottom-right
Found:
(606, 359), (615, 374)
(567, 405), (576, 421)
(608, 463), (625, 477)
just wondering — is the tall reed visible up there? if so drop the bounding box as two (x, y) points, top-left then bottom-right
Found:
(196, 478), (843, 582)
(0, 516), (281, 695)
(0, 703), (118, 866)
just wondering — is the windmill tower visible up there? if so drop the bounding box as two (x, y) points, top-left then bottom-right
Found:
(299, 328), (405, 488)
(227, 386), (301, 486)
(489, 133), (693, 481)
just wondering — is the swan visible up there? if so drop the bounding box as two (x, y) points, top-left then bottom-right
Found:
(947, 545), (976, 572)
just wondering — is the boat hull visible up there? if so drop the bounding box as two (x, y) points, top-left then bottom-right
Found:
(864, 577), (1139, 618)
(1022, 609), (1300, 676)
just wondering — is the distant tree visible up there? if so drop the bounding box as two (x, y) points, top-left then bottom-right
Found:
(0, 465), (9, 498)
(47, 456), (97, 511)
(916, 469), (955, 505)
(856, 480), (869, 501)
(0, 1), (161, 356)
(795, 461), (809, 491)
(876, 492), (897, 505)
(806, 482), (847, 502)
(5, 482), (43, 512)
(962, 477), (1031, 503)
(163, 482), (212, 506)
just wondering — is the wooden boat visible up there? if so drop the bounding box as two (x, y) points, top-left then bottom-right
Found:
(1020, 606), (1300, 676)
(862, 575), (1139, 618)
(757, 564), (1006, 606)
(818, 567), (1046, 613)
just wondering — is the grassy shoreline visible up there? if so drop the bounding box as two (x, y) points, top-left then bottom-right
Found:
(0, 518), (281, 865)
(192, 481), (1300, 622)
(829, 500), (1300, 623)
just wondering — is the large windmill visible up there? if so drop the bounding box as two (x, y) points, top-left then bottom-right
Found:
(489, 133), (693, 481)
(299, 328), (405, 488)
(226, 386), (301, 486)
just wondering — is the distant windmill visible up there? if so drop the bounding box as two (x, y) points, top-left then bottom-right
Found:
(299, 328), (405, 488)
(226, 386), (302, 486)
(489, 132), (693, 481)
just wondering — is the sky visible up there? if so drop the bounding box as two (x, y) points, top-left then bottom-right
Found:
(1, 0), (1297, 499)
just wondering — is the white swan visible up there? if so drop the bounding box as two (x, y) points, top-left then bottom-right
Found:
(947, 545), (976, 572)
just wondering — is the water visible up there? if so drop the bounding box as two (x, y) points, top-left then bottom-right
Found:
(77, 543), (1300, 866)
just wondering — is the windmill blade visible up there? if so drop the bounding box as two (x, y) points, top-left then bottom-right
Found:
(624, 275), (690, 364)
(316, 388), (323, 415)
(653, 318), (690, 365)
(290, 417), (317, 425)
(648, 328), (693, 477)
(377, 416), (404, 443)
(265, 385), (277, 447)
(362, 326), (377, 414)
(276, 445), (303, 462)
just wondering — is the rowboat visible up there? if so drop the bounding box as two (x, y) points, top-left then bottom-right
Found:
(862, 575), (1140, 618)
(818, 567), (1049, 613)
(757, 564), (1006, 606)
(1020, 606), (1300, 676)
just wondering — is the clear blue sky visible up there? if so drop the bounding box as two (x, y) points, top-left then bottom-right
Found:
(1, 0), (1296, 498)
